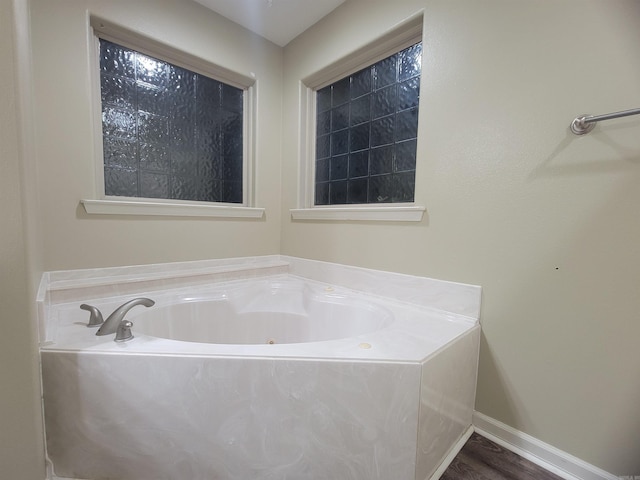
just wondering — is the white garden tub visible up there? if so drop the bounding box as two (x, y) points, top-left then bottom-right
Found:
(39, 256), (481, 480)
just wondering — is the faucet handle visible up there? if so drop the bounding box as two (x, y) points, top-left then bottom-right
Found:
(80, 304), (104, 327)
(115, 320), (134, 342)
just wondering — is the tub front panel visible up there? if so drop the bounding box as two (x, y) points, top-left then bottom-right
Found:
(42, 351), (422, 480)
(416, 326), (481, 480)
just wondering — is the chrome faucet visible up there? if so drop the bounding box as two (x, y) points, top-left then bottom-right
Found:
(95, 298), (155, 336)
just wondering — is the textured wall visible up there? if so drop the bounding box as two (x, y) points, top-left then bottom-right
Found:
(281, 0), (640, 474)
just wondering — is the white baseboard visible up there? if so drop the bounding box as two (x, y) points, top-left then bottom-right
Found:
(429, 425), (475, 480)
(473, 411), (619, 480)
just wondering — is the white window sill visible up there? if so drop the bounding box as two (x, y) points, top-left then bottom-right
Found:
(81, 199), (265, 219)
(290, 205), (425, 222)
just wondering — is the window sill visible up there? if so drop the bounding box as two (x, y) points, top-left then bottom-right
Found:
(290, 205), (425, 222)
(81, 199), (265, 219)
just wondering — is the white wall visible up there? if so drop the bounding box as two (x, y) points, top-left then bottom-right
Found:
(29, 0), (283, 271)
(281, 0), (640, 475)
(0, 0), (46, 477)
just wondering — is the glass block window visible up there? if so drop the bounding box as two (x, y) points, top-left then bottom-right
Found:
(99, 39), (244, 203)
(315, 42), (421, 205)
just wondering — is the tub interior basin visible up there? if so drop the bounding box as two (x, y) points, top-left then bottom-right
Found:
(131, 279), (394, 345)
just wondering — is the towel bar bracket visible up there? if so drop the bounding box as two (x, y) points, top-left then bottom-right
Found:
(570, 107), (640, 135)
(570, 115), (596, 135)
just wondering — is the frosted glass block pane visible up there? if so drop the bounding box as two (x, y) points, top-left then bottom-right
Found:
(223, 180), (243, 203)
(330, 154), (348, 181)
(99, 38), (244, 204)
(170, 149), (198, 176)
(137, 83), (166, 115)
(138, 112), (168, 145)
(371, 115), (394, 147)
(348, 178), (368, 203)
(350, 95), (371, 126)
(331, 104), (349, 131)
(140, 172), (169, 198)
(372, 85), (397, 119)
(370, 145), (393, 175)
(223, 116), (243, 156)
(169, 68), (196, 118)
(395, 139), (417, 172)
(332, 78), (350, 106)
(136, 53), (168, 87)
(351, 68), (372, 99)
(169, 66), (195, 98)
(317, 110), (330, 136)
(102, 107), (136, 140)
(200, 177), (223, 202)
(196, 120), (221, 154)
(196, 76), (221, 109)
(171, 175), (199, 201)
(313, 41), (420, 205)
(373, 55), (397, 90)
(330, 181), (348, 204)
(398, 77), (420, 111)
(100, 40), (135, 78)
(369, 174), (393, 203)
(169, 117), (196, 148)
(349, 151), (369, 178)
(222, 84), (243, 113)
(104, 167), (137, 197)
(399, 43), (422, 81)
(331, 130), (349, 155)
(393, 171), (415, 202)
(350, 123), (370, 152)
(316, 158), (330, 182)
(316, 134), (330, 159)
(197, 156), (222, 180)
(395, 108), (419, 142)
(223, 157), (242, 181)
(317, 87), (331, 113)
(139, 143), (169, 173)
(103, 137), (137, 169)
(101, 75), (135, 110)
(315, 182), (329, 205)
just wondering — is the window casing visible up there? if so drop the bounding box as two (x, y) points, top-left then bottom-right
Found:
(314, 42), (421, 205)
(83, 17), (262, 218)
(292, 13), (426, 222)
(100, 39), (244, 204)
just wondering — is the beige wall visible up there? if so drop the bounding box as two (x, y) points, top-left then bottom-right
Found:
(1, 0), (46, 477)
(281, 0), (640, 475)
(29, 0), (283, 271)
(8, 0), (640, 477)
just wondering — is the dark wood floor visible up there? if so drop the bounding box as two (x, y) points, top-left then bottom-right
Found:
(441, 433), (564, 480)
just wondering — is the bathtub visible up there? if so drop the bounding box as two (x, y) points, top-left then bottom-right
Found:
(39, 256), (481, 480)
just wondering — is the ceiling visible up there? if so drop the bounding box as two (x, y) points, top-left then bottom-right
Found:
(193, 0), (346, 47)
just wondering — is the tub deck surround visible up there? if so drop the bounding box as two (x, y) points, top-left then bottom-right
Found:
(38, 256), (481, 480)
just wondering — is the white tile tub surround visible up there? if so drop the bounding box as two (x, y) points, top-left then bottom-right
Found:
(38, 256), (481, 480)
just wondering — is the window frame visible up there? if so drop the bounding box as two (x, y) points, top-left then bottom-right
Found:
(292, 12), (426, 222)
(82, 16), (263, 219)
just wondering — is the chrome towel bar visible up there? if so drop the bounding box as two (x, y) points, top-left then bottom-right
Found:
(570, 107), (640, 135)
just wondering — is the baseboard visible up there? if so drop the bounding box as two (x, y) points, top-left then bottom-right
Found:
(429, 425), (475, 480)
(473, 411), (619, 480)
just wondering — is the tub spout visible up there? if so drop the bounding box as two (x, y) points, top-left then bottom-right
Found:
(96, 298), (154, 336)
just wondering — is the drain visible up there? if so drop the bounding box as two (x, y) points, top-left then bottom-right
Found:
(266, 338), (276, 344)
